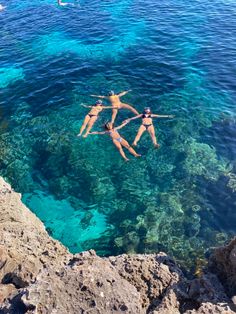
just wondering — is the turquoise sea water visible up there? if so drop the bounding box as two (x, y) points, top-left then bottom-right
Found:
(1, 0), (236, 271)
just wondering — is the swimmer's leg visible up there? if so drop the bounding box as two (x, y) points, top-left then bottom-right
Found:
(78, 115), (90, 136)
(148, 125), (160, 148)
(132, 125), (146, 146)
(113, 140), (129, 161)
(120, 103), (139, 115)
(111, 108), (118, 125)
(83, 116), (98, 137)
(121, 139), (141, 157)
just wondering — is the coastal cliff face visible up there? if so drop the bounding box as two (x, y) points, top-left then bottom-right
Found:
(0, 176), (235, 314)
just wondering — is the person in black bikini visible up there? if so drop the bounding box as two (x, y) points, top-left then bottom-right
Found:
(89, 122), (141, 161)
(77, 100), (115, 138)
(124, 107), (174, 148)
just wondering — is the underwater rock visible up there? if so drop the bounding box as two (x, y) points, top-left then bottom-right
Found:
(227, 172), (236, 193)
(0, 177), (235, 313)
(183, 138), (228, 181)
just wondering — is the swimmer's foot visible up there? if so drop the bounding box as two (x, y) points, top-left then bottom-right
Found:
(77, 134), (82, 137)
(135, 154), (141, 158)
(154, 143), (160, 149)
(132, 142), (137, 147)
(82, 134), (88, 138)
(124, 158), (129, 162)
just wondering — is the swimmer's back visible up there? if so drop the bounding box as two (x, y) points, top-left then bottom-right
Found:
(108, 95), (121, 105)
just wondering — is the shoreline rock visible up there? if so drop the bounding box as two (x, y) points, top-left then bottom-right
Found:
(0, 177), (235, 313)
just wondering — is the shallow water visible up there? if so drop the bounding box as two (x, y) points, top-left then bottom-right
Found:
(1, 0), (236, 271)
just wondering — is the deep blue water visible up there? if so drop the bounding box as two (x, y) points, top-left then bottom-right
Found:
(1, 0), (236, 270)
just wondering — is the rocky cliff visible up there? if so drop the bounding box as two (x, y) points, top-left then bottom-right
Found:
(0, 177), (235, 314)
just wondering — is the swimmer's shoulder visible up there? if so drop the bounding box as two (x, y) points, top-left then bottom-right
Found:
(109, 95), (119, 100)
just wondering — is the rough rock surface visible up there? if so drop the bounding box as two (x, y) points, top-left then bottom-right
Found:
(0, 176), (235, 314)
(108, 253), (184, 313)
(209, 237), (236, 297)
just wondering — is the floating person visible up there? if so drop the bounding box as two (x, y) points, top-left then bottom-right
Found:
(58, 0), (67, 5)
(57, 0), (80, 7)
(77, 100), (115, 138)
(0, 4), (6, 11)
(57, 0), (71, 6)
(90, 90), (139, 125)
(89, 122), (141, 161)
(124, 107), (174, 148)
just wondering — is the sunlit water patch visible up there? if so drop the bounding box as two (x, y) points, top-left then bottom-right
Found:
(0, 67), (24, 88)
(0, 0), (236, 271)
(23, 190), (109, 252)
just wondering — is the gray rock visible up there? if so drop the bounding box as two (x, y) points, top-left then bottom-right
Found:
(0, 177), (235, 314)
(209, 237), (236, 297)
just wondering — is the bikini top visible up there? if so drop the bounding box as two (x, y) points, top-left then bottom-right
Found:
(108, 129), (118, 134)
(142, 113), (152, 119)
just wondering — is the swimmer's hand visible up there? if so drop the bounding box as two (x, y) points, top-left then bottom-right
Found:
(122, 119), (130, 124)
(168, 115), (175, 118)
(90, 94), (107, 99)
(80, 103), (91, 108)
(119, 90), (132, 97)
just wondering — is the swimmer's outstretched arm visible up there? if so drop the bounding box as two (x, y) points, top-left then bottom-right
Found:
(81, 104), (93, 108)
(123, 114), (142, 123)
(80, 104), (117, 109)
(90, 94), (109, 99)
(115, 121), (129, 130)
(89, 131), (107, 135)
(101, 106), (119, 109)
(152, 114), (175, 118)
(118, 90), (132, 97)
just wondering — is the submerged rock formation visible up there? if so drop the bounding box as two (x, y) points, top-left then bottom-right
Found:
(0, 176), (235, 314)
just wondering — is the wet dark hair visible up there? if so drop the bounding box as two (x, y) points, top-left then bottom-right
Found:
(143, 107), (152, 114)
(104, 122), (112, 130)
(108, 91), (115, 96)
(95, 100), (103, 105)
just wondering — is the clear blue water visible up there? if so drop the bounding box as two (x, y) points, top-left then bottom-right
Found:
(1, 0), (236, 271)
